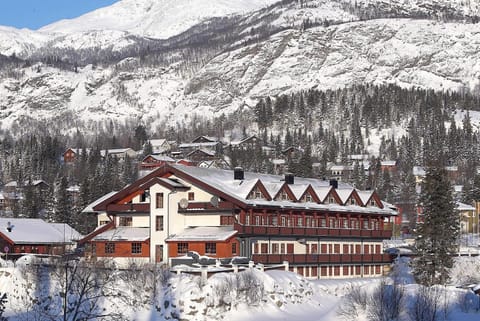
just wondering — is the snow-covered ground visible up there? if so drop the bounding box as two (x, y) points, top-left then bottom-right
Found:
(1, 255), (480, 320)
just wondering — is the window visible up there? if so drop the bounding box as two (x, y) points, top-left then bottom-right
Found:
(105, 242), (115, 254)
(304, 194), (312, 202)
(343, 219), (349, 229)
(350, 198), (356, 205)
(205, 243), (216, 255)
(370, 199), (376, 206)
(272, 243), (279, 254)
(255, 216), (260, 225)
(271, 216), (278, 226)
(156, 216), (164, 231)
(281, 216), (286, 226)
(306, 217), (311, 227)
(297, 217), (303, 227)
(232, 243), (237, 255)
(177, 242), (188, 254)
(246, 215), (250, 225)
(321, 218), (326, 227)
(141, 191), (149, 202)
(131, 242), (142, 254)
(156, 193), (164, 208)
(363, 219), (369, 229)
(281, 243), (285, 254)
(119, 217), (132, 226)
(188, 192), (195, 201)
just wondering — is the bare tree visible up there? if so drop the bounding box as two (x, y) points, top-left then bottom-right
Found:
(409, 285), (445, 321)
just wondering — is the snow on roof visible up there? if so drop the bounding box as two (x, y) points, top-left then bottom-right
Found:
(179, 142), (219, 148)
(312, 186), (332, 202)
(169, 165), (393, 215)
(92, 227), (149, 241)
(413, 166), (426, 176)
(456, 202), (475, 211)
(187, 148), (216, 157)
(381, 160), (396, 166)
(149, 138), (167, 146)
(0, 218), (77, 244)
(335, 188), (354, 204)
(49, 223), (83, 241)
(66, 185), (80, 193)
(272, 159), (285, 165)
(288, 184), (309, 200)
(330, 165), (353, 171)
(263, 182), (284, 198)
(357, 190), (374, 205)
(166, 226), (237, 242)
(145, 154), (176, 162)
(82, 191), (118, 213)
(4, 181), (17, 187)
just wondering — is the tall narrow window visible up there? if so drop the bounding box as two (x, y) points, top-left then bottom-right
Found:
(156, 216), (164, 231)
(156, 193), (164, 209)
(105, 242), (115, 254)
(188, 192), (195, 201)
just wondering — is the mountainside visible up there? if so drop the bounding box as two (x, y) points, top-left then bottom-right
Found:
(1, 0), (480, 134)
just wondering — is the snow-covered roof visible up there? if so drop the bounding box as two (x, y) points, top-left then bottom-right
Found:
(49, 223), (83, 241)
(381, 160), (396, 166)
(144, 154), (175, 162)
(166, 226), (237, 242)
(82, 191), (118, 213)
(149, 138), (167, 146)
(330, 165), (353, 171)
(92, 227), (149, 241)
(413, 166), (426, 176)
(456, 202), (475, 211)
(66, 185), (80, 193)
(179, 142), (219, 148)
(272, 159), (285, 165)
(187, 148), (216, 157)
(288, 184), (309, 200)
(335, 188), (354, 204)
(357, 190), (374, 205)
(169, 165), (394, 215)
(0, 218), (78, 244)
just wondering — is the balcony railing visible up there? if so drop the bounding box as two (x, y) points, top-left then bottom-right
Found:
(234, 223), (392, 239)
(106, 203), (150, 213)
(177, 201), (232, 213)
(251, 253), (393, 265)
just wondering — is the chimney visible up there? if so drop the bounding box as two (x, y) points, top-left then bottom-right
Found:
(234, 167), (244, 180)
(329, 179), (338, 189)
(285, 173), (294, 185)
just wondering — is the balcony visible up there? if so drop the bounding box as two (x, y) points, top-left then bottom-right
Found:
(251, 253), (393, 265)
(106, 203), (150, 213)
(177, 201), (232, 214)
(234, 223), (392, 239)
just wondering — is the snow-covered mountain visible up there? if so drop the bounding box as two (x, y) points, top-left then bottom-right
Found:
(1, 0), (480, 133)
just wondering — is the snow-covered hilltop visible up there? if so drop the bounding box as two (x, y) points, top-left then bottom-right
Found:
(1, 0), (480, 133)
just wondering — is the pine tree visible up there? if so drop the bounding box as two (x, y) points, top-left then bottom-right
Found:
(413, 165), (459, 286)
(53, 175), (71, 223)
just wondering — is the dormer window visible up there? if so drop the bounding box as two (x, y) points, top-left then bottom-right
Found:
(248, 186), (264, 200)
(302, 194), (313, 202)
(275, 189), (290, 201)
(350, 198), (356, 205)
(370, 199), (376, 207)
(328, 196), (336, 204)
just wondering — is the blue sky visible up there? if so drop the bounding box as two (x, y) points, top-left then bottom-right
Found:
(0, 0), (120, 30)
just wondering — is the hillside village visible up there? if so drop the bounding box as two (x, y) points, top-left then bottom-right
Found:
(0, 129), (479, 274)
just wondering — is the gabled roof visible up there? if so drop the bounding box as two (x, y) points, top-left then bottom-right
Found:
(0, 218), (80, 245)
(142, 154), (176, 162)
(93, 164), (395, 216)
(335, 188), (354, 205)
(82, 191), (118, 213)
(149, 138), (168, 146)
(356, 190), (375, 206)
(288, 184), (309, 201)
(311, 186), (333, 203)
(187, 149), (216, 157)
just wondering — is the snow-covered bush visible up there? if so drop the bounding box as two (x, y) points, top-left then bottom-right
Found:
(449, 257), (480, 286)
